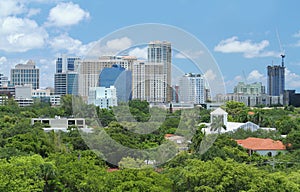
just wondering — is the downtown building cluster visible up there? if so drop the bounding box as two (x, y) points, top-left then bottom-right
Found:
(0, 41), (209, 108)
(216, 55), (300, 107)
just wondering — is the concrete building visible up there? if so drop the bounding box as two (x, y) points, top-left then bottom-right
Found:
(215, 93), (283, 107)
(267, 56), (285, 96)
(31, 117), (88, 132)
(88, 86), (117, 109)
(179, 73), (205, 104)
(284, 90), (300, 107)
(132, 61), (166, 102)
(0, 74), (9, 87)
(32, 88), (61, 106)
(234, 82), (265, 95)
(14, 84), (33, 107)
(15, 84), (32, 99)
(147, 41), (172, 103)
(11, 60), (39, 89)
(78, 56), (136, 99)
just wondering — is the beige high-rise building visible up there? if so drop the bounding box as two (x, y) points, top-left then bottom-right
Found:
(132, 61), (165, 102)
(78, 56), (136, 99)
(148, 41), (172, 103)
(132, 41), (172, 103)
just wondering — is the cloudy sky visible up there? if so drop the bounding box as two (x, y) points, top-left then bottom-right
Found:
(1, 0), (300, 92)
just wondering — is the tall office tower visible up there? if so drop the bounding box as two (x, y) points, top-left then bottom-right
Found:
(54, 55), (81, 95)
(0, 74), (8, 87)
(99, 64), (132, 102)
(78, 56), (137, 99)
(56, 54), (81, 73)
(54, 72), (78, 95)
(11, 60), (39, 89)
(179, 73), (205, 104)
(267, 55), (285, 96)
(147, 41), (172, 103)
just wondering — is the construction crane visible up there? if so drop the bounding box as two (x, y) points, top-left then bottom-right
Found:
(276, 29), (285, 67)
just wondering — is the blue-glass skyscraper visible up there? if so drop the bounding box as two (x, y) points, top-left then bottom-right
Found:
(98, 64), (132, 102)
(54, 55), (80, 95)
(56, 55), (80, 73)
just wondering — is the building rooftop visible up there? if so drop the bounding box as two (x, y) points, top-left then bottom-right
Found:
(210, 107), (227, 115)
(236, 137), (286, 150)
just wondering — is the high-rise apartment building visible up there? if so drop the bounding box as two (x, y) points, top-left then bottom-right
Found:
(147, 41), (172, 103)
(267, 55), (285, 96)
(54, 55), (80, 95)
(179, 73), (205, 104)
(11, 60), (39, 89)
(132, 61), (166, 102)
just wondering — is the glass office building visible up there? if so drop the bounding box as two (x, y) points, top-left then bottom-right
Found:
(98, 64), (132, 102)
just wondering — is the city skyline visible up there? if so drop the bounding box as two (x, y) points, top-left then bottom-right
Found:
(1, 1), (300, 93)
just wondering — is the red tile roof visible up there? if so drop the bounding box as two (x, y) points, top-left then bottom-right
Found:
(235, 137), (286, 150)
(165, 134), (176, 138)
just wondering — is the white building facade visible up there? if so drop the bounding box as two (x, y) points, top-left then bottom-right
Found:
(179, 73), (205, 104)
(88, 86), (117, 109)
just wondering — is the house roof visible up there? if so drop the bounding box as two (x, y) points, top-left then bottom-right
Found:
(210, 107), (227, 115)
(236, 137), (286, 150)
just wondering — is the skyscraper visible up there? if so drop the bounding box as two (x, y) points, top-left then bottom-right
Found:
(11, 60), (39, 89)
(179, 73), (205, 104)
(54, 55), (80, 95)
(267, 55), (285, 96)
(147, 41), (172, 103)
(132, 61), (165, 103)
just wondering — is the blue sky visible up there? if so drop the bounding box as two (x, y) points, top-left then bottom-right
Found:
(1, 0), (300, 93)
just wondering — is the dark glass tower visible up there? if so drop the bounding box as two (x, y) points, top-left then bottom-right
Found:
(267, 55), (285, 96)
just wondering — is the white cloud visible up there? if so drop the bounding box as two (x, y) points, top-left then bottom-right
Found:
(46, 2), (90, 27)
(214, 36), (278, 58)
(293, 30), (300, 38)
(175, 50), (204, 59)
(0, 16), (48, 52)
(0, 57), (7, 64)
(285, 68), (300, 88)
(49, 33), (97, 56)
(27, 8), (41, 17)
(128, 47), (147, 59)
(247, 70), (265, 82)
(0, 0), (26, 17)
(204, 69), (216, 81)
(106, 37), (132, 51)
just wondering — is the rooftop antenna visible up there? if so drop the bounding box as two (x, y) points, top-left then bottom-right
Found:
(276, 29), (285, 67)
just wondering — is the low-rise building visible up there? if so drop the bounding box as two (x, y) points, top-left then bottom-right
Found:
(31, 117), (90, 132)
(88, 86), (117, 109)
(236, 137), (286, 156)
(202, 108), (276, 134)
